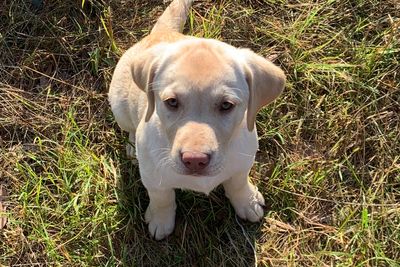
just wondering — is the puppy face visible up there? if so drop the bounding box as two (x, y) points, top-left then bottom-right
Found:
(132, 39), (285, 176)
(152, 43), (249, 176)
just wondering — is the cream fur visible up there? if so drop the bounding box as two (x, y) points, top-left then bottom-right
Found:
(108, 0), (285, 240)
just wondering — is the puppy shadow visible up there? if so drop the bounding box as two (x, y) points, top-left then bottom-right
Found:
(111, 140), (260, 266)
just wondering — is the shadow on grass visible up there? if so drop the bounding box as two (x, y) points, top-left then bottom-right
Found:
(109, 144), (260, 266)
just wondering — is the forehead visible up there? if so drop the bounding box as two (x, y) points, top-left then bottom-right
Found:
(174, 42), (228, 85)
(156, 40), (247, 98)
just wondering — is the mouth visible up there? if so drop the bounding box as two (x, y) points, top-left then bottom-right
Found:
(172, 161), (223, 177)
(184, 170), (209, 177)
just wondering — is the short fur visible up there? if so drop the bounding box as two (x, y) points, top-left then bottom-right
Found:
(109, 0), (286, 240)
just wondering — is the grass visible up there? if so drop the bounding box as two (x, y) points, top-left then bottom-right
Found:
(0, 0), (399, 266)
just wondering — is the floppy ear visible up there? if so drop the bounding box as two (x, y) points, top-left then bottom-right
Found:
(131, 50), (160, 122)
(242, 49), (286, 131)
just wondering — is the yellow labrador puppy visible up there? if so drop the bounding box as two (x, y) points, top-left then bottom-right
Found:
(109, 0), (285, 240)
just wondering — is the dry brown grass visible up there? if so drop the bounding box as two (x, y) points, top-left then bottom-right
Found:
(1, 0), (399, 266)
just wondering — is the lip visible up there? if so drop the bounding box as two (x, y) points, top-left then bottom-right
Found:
(182, 166), (223, 177)
(171, 159), (223, 177)
(183, 170), (209, 177)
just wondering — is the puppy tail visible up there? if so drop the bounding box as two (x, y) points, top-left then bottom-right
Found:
(151, 0), (194, 34)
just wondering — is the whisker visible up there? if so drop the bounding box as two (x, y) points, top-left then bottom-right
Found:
(237, 152), (255, 158)
(150, 147), (171, 154)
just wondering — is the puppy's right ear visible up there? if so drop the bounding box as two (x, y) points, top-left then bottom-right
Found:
(131, 50), (160, 122)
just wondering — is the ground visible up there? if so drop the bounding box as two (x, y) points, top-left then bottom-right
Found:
(0, 0), (399, 266)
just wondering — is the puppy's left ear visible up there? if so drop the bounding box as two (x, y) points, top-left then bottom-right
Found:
(241, 49), (286, 131)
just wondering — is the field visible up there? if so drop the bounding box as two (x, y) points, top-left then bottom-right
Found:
(0, 0), (399, 266)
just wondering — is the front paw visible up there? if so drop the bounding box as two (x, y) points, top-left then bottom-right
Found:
(229, 186), (265, 222)
(145, 206), (176, 240)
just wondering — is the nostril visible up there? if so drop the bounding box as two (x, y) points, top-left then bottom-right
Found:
(181, 151), (211, 171)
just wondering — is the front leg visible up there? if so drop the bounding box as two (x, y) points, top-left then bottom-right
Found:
(223, 172), (265, 222)
(145, 188), (176, 240)
(126, 132), (136, 158)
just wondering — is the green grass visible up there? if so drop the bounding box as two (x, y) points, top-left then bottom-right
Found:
(1, 0), (399, 266)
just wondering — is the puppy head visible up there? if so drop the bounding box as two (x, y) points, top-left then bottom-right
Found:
(132, 39), (285, 176)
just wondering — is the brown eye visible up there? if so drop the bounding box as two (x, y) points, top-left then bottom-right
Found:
(220, 101), (234, 112)
(165, 98), (179, 109)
